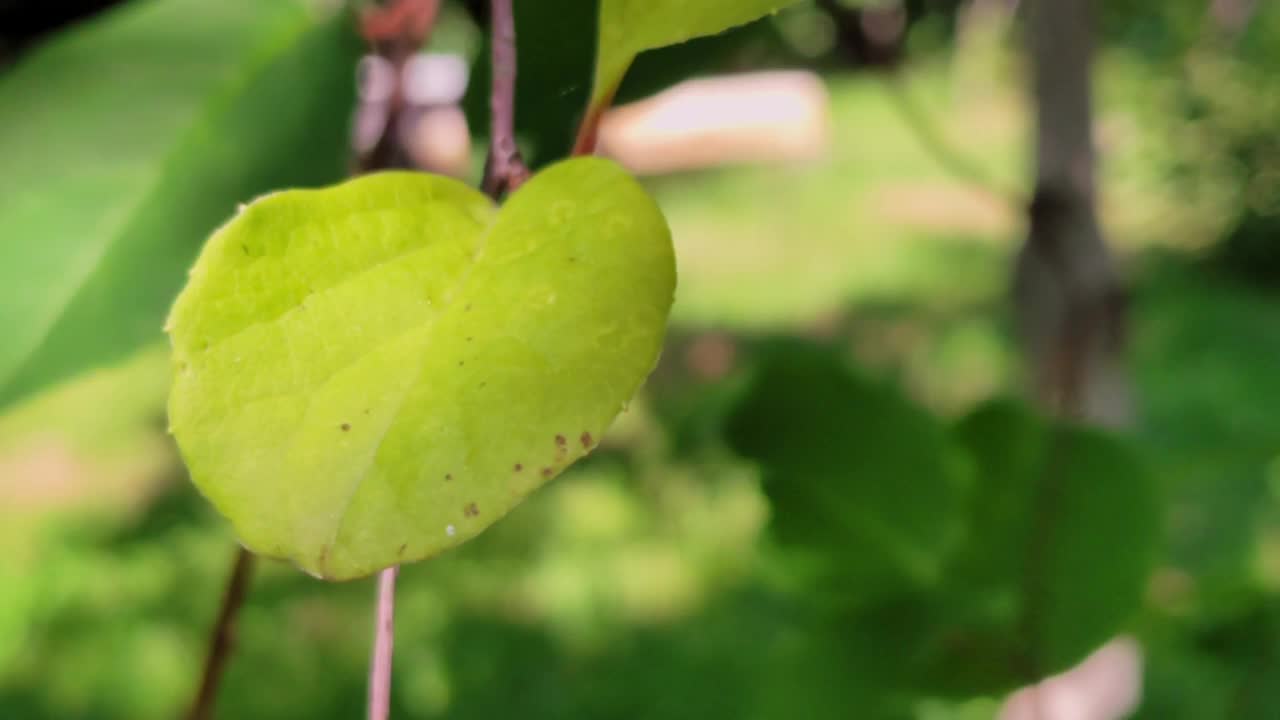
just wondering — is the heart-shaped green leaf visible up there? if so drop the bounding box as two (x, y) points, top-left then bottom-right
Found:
(167, 158), (676, 580)
(590, 0), (803, 107)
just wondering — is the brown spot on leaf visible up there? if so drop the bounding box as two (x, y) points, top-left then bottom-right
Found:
(398, 543), (407, 556)
(555, 434), (567, 447)
(541, 467), (553, 478)
(514, 463), (523, 472)
(340, 423), (350, 432)
(464, 502), (479, 517)
(580, 431), (594, 448)
(445, 473), (452, 481)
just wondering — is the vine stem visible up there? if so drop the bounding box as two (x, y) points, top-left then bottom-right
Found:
(481, 0), (529, 197)
(367, 565), (400, 720)
(186, 546), (255, 720)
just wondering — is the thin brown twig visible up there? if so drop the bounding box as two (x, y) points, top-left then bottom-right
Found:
(482, 0), (529, 198)
(186, 546), (255, 720)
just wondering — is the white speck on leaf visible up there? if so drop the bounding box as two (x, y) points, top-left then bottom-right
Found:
(446, 524), (456, 537)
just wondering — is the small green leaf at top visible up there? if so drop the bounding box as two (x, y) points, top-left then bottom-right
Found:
(590, 0), (804, 107)
(167, 158), (676, 580)
(724, 341), (969, 603)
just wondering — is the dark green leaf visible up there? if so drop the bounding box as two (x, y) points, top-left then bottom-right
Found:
(725, 341), (968, 601)
(927, 399), (1162, 691)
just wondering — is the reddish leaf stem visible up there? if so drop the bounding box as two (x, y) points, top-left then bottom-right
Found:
(570, 85), (616, 157)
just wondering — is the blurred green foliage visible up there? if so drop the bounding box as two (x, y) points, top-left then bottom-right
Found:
(1101, 0), (1280, 281)
(722, 348), (1158, 698)
(948, 400), (1158, 687)
(0, 0), (361, 412)
(725, 341), (968, 601)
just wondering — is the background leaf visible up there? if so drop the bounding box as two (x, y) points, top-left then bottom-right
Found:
(167, 158), (676, 580)
(0, 0), (360, 411)
(920, 399), (1163, 692)
(724, 341), (968, 602)
(590, 0), (803, 106)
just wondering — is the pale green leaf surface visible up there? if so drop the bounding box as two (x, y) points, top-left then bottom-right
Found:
(0, 0), (359, 410)
(591, 0), (803, 106)
(167, 158), (676, 580)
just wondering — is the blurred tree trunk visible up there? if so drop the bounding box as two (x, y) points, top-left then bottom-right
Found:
(1014, 0), (1130, 426)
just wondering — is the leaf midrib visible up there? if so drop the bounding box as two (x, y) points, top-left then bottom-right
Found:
(314, 211), (498, 575)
